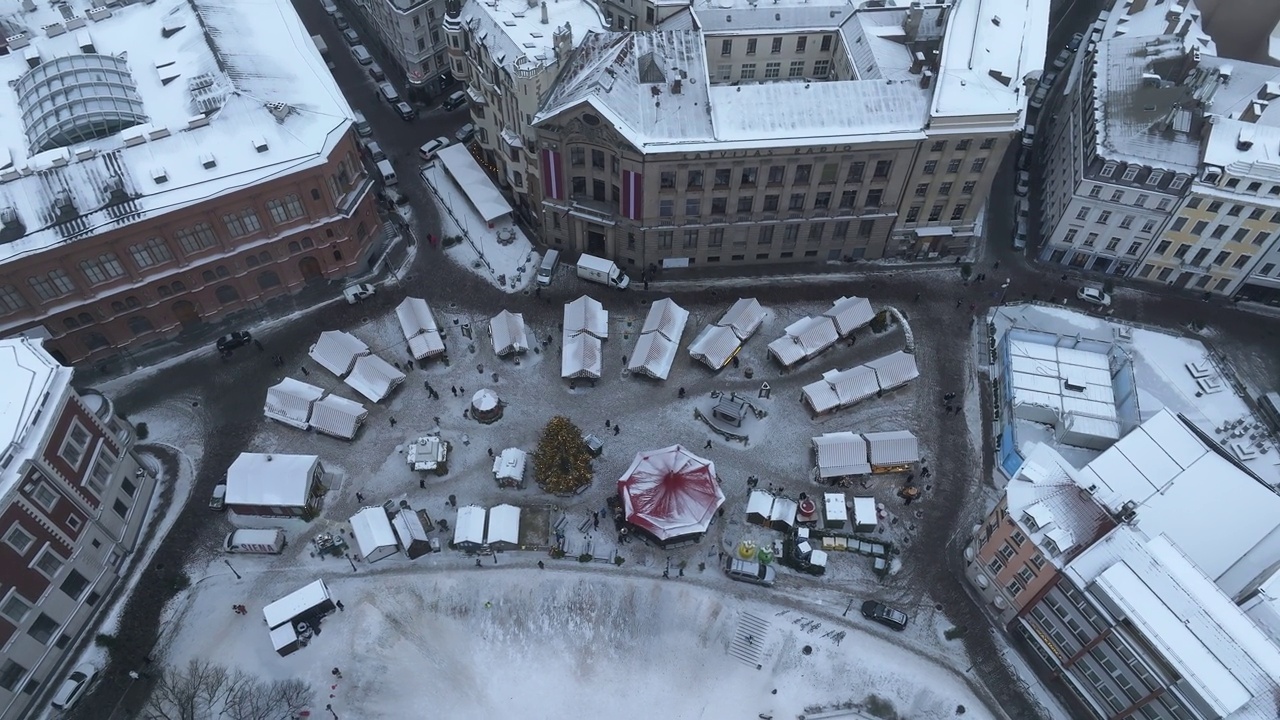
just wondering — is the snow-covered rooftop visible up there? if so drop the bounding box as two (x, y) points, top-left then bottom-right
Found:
(863, 350), (919, 391)
(1067, 530), (1280, 719)
(490, 310), (529, 356)
(687, 298), (765, 370)
(458, 0), (606, 77)
(486, 503), (520, 546)
(309, 331), (370, 378)
(263, 377), (326, 430)
(1005, 443), (1114, 563)
(454, 505), (486, 547)
(308, 393), (367, 440)
(344, 354), (405, 403)
(224, 452), (319, 508)
(0, 0), (353, 264)
(350, 507), (398, 560)
(812, 432), (871, 478)
(929, 0), (1048, 124)
(768, 315), (839, 367)
(397, 298), (446, 360)
(628, 298), (688, 380)
(864, 430), (919, 466)
(1005, 333), (1120, 442)
(562, 332), (603, 379)
(823, 296), (874, 337)
(802, 365), (880, 414)
(564, 295), (608, 339)
(0, 338), (73, 497)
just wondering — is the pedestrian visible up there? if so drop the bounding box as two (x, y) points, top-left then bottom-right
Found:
(704, 440), (713, 449)
(463, 409), (470, 419)
(459, 387), (464, 395)
(622, 355), (628, 365)
(300, 366), (309, 376)
(914, 292), (921, 302)
(538, 560), (545, 569)
(394, 361), (402, 371)
(253, 339), (264, 352)
(389, 417), (397, 427)
(605, 419), (611, 428)
(493, 553), (498, 564)
(993, 260), (1000, 269)
(955, 299), (962, 308)
(487, 447), (494, 457)
(678, 387), (686, 398)
(332, 668), (342, 678)
(419, 478), (426, 489)
(451, 386), (457, 397)
(613, 425), (620, 436)
(424, 380), (430, 390)
(644, 280), (650, 290)
(663, 568), (670, 579)
(906, 474), (914, 484)
(449, 494), (456, 507)
(356, 492), (365, 503)
(593, 515), (599, 529)
(336, 600), (345, 611)
(476, 558), (482, 567)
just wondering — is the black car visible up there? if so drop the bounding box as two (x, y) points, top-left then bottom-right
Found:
(860, 600), (909, 631)
(216, 331), (252, 353)
(1067, 32), (1084, 52)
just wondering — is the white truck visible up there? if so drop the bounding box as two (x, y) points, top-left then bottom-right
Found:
(576, 253), (630, 290)
(224, 528), (287, 554)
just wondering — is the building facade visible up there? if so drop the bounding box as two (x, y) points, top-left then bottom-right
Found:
(0, 338), (155, 720)
(350, 0), (453, 100)
(0, 0), (380, 366)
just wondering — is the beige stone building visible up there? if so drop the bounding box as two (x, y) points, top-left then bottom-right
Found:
(528, 0), (1048, 270)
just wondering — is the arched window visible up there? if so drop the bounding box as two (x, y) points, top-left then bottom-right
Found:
(170, 280), (185, 293)
(77, 312), (93, 325)
(214, 285), (240, 305)
(83, 332), (109, 351)
(63, 317), (79, 330)
(258, 251), (271, 263)
(301, 237), (314, 249)
(257, 271), (281, 289)
(288, 241), (301, 253)
(158, 285), (172, 298)
(125, 295), (140, 308)
(333, 249), (343, 261)
(245, 255), (260, 268)
(202, 270), (216, 283)
(110, 301), (125, 313)
(216, 265), (230, 278)
(311, 188), (321, 201)
(127, 316), (154, 336)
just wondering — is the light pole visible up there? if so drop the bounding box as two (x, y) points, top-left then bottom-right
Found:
(998, 279), (1011, 305)
(223, 559), (241, 580)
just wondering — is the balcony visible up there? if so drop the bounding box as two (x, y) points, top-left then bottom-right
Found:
(80, 388), (114, 421)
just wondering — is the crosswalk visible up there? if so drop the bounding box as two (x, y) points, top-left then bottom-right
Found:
(730, 612), (770, 668)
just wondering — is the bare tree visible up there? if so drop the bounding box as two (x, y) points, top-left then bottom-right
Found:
(142, 660), (313, 720)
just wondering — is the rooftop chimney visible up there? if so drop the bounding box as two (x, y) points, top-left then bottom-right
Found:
(541, 0), (548, 24)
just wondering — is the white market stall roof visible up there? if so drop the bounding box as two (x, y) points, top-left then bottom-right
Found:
(391, 508), (431, 546)
(824, 493), (848, 524)
(617, 445), (725, 541)
(865, 431), (920, 466)
(812, 432), (872, 477)
(802, 365), (881, 414)
(720, 298), (766, 338)
(350, 507), (398, 558)
(770, 496), (798, 526)
(561, 333), (603, 379)
(490, 310), (529, 356)
(564, 296), (609, 339)
(396, 298), (446, 359)
(436, 144), (513, 222)
(486, 504), (521, 546)
(454, 505), (487, 546)
(472, 388), (500, 412)
(407, 435), (448, 472)
(309, 330), (370, 377)
(640, 298), (689, 339)
(493, 448), (527, 483)
(865, 351), (920, 390)
(823, 296), (874, 336)
(746, 489), (774, 518)
(688, 325), (742, 370)
(225, 453), (319, 508)
(853, 496), (877, 527)
(629, 299), (688, 380)
(309, 394), (368, 440)
(768, 315), (839, 367)
(263, 378), (325, 430)
(344, 354), (406, 403)
(262, 579), (330, 630)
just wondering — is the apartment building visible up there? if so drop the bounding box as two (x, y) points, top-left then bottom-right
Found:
(0, 0), (379, 366)
(349, 0), (452, 99)
(442, 0), (608, 225)
(1038, 0), (1280, 298)
(529, 0), (1047, 270)
(0, 338), (155, 720)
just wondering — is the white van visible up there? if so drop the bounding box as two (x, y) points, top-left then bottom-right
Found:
(224, 528), (287, 554)
(352, 110), (372, 138)
(376, 159), (397, 185)
(351, 45), (372, 65)
(442, 90), (467, 111)
(537, 249), (560, 286)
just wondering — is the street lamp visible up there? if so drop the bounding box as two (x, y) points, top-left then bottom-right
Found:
(223, 559), (241, 580)
(998, 279), (1011, 305)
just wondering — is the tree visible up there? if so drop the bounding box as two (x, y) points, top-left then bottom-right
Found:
(532, 416), (594, 495)
(141, 659), (314, 720)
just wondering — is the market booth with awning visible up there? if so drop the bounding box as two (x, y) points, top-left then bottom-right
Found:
(616, 445), (725, 547)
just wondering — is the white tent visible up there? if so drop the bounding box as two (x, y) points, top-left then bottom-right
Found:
(490, 310), (529, 356)
(866, 351), (920, 391)
(350, 507), (399, 563)
(391, 508), (434, 559)
(493, 448), (527, 488)
(853, 496), (878, 532)
(812, 432), (872, 478)
(802, 365), (881, 414)
(823, 296), (875, 337)
(769, 496), (798, 530)
(396, 297), (446, 360)
(865, 430), (920, 468)
(745, 489), (775, 525)
(263, 378), (325, 430)
(629, 299), (688, 380)
(824, 492), (848, 529)
(436, 144), (513, 222)
(308, 393), (368, 440)
(225, 453), (322, 516)
(720, 298), (766, 338)
(486, 504), (521, 549)
(344, 354), (406, 403)
(768, 315), (839, 367)
(564, 296), (609, 339)
(454, 505), (486, 549)
(561, 333), (602, 379)
(687, 325), (742, 370)
(308, 330), (369, 377)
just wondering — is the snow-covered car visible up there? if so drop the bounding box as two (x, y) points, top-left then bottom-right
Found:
(333, 11), (348, 30)
(50, 663), (97, 710)
(1028, 85), (1048, 110)
(368, 62), (385, 82)
(1052, 48), (1071, 70)
(419, 137), (450, 161)
(455, 123), (476, 144)
(216, 331), (252, 353)
(1022, 123), (1036, 148)
(394, 102), (416, 121)
(724, 557), (776, 587)
(1015, 171), (1030, 197)
(860, 601), (908, 631)
(384, 187), (409, 206)
(1077, 286), (1112, 307)
(342, 28), (360, 46)
(1013, 218), (1028, 250)
(210, 483), (226, 511)
(343, 283), (376, 304)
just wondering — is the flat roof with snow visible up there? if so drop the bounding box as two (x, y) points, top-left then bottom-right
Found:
(350, 507), (398, 560)
(262, 579), (331, 630)
(1005, 333), (1120, 442)
(225, 453), (319, 508)
(435, 144), (513, 223)
(454, 506), (486, 546)
(0, 0), (354, 267)
(0, 338), (74, 497)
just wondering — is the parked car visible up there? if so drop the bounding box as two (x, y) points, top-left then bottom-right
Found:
(1015, 171), (1030, 197)
(322, 0), (337, 14)
(1068, 32), (1085, 52)
(210, 483), (226, 511)
(378, 82), (401, 104)
(1077, 285), (1112, 307)
(368, 62), (385, 82)
(861, 600), (909, 631)
(455, 123), (476, 144)
(1041, 70), (1059, 87)
(419, 136), (450, 161)
(725, 557), (776, 587)
(363, 140), (386, 163)
(1029, 85), (1048, 110)
(1022, 123), (1036, 148)
(342, 28), (360, 46)
(442, 90), (467, 111)
(1052, 48), (1071, 70)
(1013, 218), (1028, 250)
(343, 283), (376, 304)
(333, 11), (348, 30)
(216, 331), (252, 353)
(351, 45), (372, 65)
(394, 101), (416, 121)
(50, 663), (97, 711)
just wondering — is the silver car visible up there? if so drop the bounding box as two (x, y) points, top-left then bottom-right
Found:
(725, 557), (776, 587)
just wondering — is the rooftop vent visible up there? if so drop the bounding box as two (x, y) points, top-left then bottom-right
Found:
(1238, 127), (1254, 150)
(186, 114), (211, 130)
(52, 190), (76, 221)
(102, 175), (128, 204)
(0, 208), (25, 245)
(266, 102), (293, 123)
(76, 30), (94, 53)
(151, 167), (168, 184)
(74, 147), (96, 162)
(671, 79), (682, 94)
(86, 7), (111, 22)
(121, 126), (147, 147)
(147, 127), (171, 141)
(7, 33), (31, 51)
(43, 22), (66, 38)
(161, 15), (187, 38)
(991, 15), (1001, 26)
(200, 153), (216, 169)
(252, 137), (269, 153)
(24, 47), (40, 69)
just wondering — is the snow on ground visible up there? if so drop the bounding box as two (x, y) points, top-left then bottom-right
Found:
(162, 564), (993, 720)
(420, 162), (537, 293)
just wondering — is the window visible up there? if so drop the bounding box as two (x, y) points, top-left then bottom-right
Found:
(1264, 263), (1277, 275)
(1105, 237), (1119, 252)
(962, 181), (976, 195)
(814, 192), (831, 209)
(28, 270), (75, 301)
(946, 159), (961, 174)
(687, 170), (703, 189)
(926, 204), (942, 222)
(832, 221), (849, 240)
(915, 183), (929, 198)
(1192, 220), (1209, 235)
(938, 182), (952, 196)
(788, 193), (806, 211)
(763, 195), (779, 212)
(174, 222), (217, 254)
(0, 284), (26, 315)
(784, 225), (800, 243)
(1170, 217), (1188, 232)
(771, 37), (782, 53)
(1063, 229), (1078, 244)
(112, 498), (129, 519)
(60, 570), (89, 600)
(570, 147), (584, 166)
(987, 556), (1004, 574)
(1087, 185), (1101, 198)
(980, 137), (996, 150)
(59, 422), (92, 469)
(658, 231), (673, 249)
(591, 150), (605, 169)
(950, 204), (967, 220)
(840, 191), (856, 208)
(812, 60), (830, 77)
(873, 160), (891, 178)
(1207, 200), (1223, 213)
(789, 61), (805, 77)
(714, 169), (731, 187)
(658, 200), (673, 217)
(1119, 215), (1134, 229)
(708, 229), (724, 247)
(862, 189), (881, 208)
(1100, 163), (1117, 178)
(1173, 243), (1191, 259)
(34, 549), (63, 578)
(956, 139), (971, 151)
(1097, 211), (1112, 224)
(1233, 227), (1250, 242)
(266, 194), (305, 224)
(1010, 530), (1026, 547)
(1110, 190), (1124, 202)
(794, 165), (812, 183)
(1146, 171), (1164, 186)
(1157, 267), (1173, 281)
(1256, 231), (1271, 245)
(5, 524), (34, 555)
(808, 223), (824, 240)
(660, 171), (675, 189)
(0, 659), (26, 692)
(737, 196), (753, 213)
(795, 36), (807, 53)
(31, 482), (57, 512)
(1075, 207), (1090, 221)
(1017, 567), (1035, 584)
(1157, 198), (1171, 211)
(923, 161), (937, 175)
(1083, 233), (1098, 247)
(685, 198), (700, 216)
(711, 197), (727, 215)
(129, 238), (173, 268)
(758, 227), (774, 245)
(28, 613), (58, 645)
(847, 162), (865, 183)
(764, 62), (781, 79)
(1211, 224), (1228, 239)
(721, 39), (732, 56)
(1005, 578), (1024, 596)
(86, 447), (116, 495)
(257, 271), (281, 289)
(741, 167), (758, 186)
(970, 158), (986, 173)
(906, 206), (920, 222)
(746, 38), (757, 55)
(1187, 197), (1202, 210)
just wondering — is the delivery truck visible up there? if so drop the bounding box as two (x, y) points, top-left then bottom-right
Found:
(576, 253), (630, 290)
(224, 528), (287, 554)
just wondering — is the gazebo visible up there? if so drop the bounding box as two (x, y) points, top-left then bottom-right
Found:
(470, 389), (503, 423)
(616, 445), (725, 547)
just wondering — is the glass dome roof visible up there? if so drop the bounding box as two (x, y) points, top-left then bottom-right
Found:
(15, 54), (149, 154)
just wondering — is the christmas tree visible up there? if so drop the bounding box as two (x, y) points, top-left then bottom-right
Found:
(533, 416), (594, 495)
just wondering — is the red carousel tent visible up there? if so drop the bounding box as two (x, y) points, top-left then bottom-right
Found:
(617, 445), (725, 545)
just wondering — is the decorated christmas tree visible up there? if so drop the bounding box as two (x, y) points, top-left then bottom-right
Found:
(533, 416), (594, 495)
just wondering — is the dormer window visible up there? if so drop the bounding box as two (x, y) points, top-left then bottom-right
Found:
(1121, 166), (1139, 182)
(1101, 162), (1117, 178)
(1146, 171), (1164, 186)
